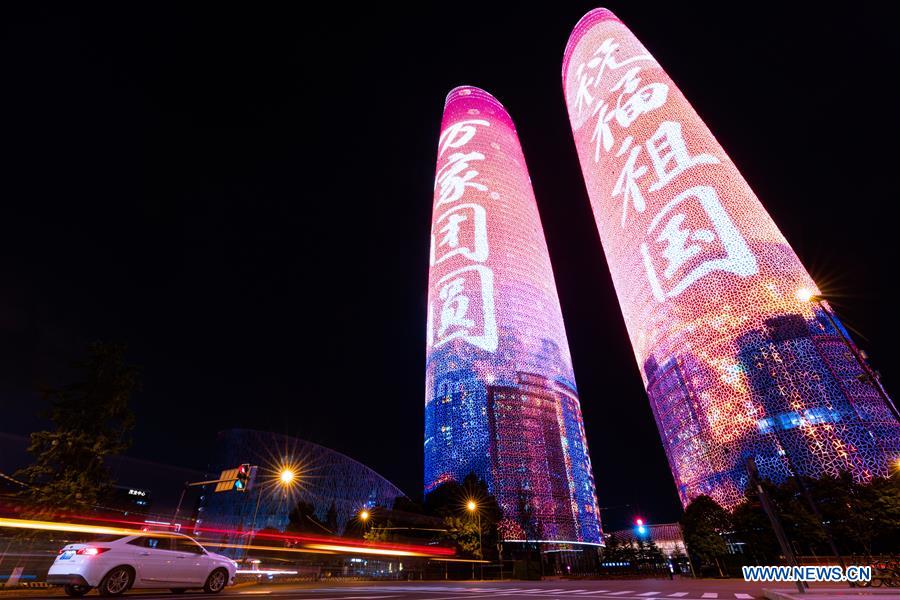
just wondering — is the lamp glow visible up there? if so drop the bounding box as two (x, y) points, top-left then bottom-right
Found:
(278, 468), (296, 486)
(795, 288), (814, 303)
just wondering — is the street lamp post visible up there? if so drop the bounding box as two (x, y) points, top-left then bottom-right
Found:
(746, 457), (805, 595)
(249, 467), (297, 551)
(791, 290), (900, 571)
(797, 290), (900, 423)
(358, 509), (370, 581)
(359, 509), (370, 538)
(467, 500), (482, 580)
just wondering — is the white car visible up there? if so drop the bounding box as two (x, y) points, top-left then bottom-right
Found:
(47, 532), (236, 597)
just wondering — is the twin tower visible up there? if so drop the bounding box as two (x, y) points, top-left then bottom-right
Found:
(424, 8), (900, 546)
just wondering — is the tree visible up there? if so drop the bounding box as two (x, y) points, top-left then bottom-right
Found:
(601, 533), (637, 566)
(287, 500), (331, 534)
(324, 501), (339, 535)
(681, 495), (730, 576)
(731, 495), (780, 563)
(423, 472), (501, 559)
(637, 538), (666, 570)
(16, 342), (138, 513)
(731, 472), (900, 558)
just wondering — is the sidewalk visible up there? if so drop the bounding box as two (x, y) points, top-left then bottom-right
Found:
(764, 588), (900, 600)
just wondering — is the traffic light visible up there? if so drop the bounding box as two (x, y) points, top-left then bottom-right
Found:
(234, 463), (251, 492)
(635, 517), (647, 536)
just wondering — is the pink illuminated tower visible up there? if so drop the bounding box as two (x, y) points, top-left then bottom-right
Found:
(424, 86), (602, 544)
(563, 8), (900, 509)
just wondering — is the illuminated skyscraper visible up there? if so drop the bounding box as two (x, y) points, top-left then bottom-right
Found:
(424, 86), (602, 544)
(563, 8), (900, 509)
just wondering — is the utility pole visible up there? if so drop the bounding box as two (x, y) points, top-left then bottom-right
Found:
(809, 296), (900, 423)
(172, 466), (255, 529)
(746, 457), (805, 594)
(477, 509), (483, 580)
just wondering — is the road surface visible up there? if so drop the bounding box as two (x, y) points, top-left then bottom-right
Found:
(7, 578), (857, 599)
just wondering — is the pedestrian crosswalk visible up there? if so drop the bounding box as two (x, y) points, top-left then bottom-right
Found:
(319, 585), (759, 599)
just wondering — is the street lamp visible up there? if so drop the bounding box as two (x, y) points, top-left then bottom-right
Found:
(250, 463), (300, 550)
(279, 468), (296, 487)
(796, 288), (900, 423)
(359, 509), (370, 537)
(466, 499), (482, 580)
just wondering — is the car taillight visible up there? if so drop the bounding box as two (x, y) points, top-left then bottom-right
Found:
(76, 547), (110, 556)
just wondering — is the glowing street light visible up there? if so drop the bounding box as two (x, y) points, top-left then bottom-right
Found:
(279, 468), (296, 487)
(794, 287), (900, 423)
(794, 287), (815, 303)
(358, 509), (370, 538)
(466, 499), (482, 580)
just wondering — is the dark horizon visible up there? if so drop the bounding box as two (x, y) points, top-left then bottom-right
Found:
(2, 3), (899, 532)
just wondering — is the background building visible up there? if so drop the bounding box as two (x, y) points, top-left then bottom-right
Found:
(198, 429), (407, 554)
(424, 86), (602, 544)
(608, 523), (687, 561)
(563, 8), (900, 509)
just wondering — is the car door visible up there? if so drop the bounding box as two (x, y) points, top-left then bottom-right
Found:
(127, 535), (179, 587)
(169, 536), (210, 585)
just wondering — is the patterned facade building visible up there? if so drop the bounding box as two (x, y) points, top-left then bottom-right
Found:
(562, 8), (900, 509)
(199, 429), (407, 556)
(424, 86), (602, 543)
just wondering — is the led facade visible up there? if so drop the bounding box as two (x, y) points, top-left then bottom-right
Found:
(424, 86), (602, 544)
(563, 8), (900, 509)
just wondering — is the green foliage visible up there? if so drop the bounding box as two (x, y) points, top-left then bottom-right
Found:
(324, 501), (338, 534)
(636, 538), (666, 567)
(424, 472), (501, 559)
(730, 495), (779, 561)
(287, 500), (331, 534)
(731, 472), (900, 558)
(681, 495), (730, 570)
(15, 342), (138, 513)
(600, 533), (636, 564)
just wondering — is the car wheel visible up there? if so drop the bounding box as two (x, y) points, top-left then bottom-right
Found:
(98, 565), (134, 597)
(63, 584), (91, 597)
(203, 568), (228, 593)
(170, 590), (187, 594)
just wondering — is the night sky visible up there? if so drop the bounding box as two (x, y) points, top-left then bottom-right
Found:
(2, 4), (898, 532)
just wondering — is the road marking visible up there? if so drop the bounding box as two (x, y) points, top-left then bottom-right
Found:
(666, 594), (689, 598)
(734, 595), (755, 599)
(574, 591), (610, 595)
(701, 594), (719, 599)
(639, 594), (662, 597)
(554, 590), (587, 594)
(607, 592), (634, 596)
